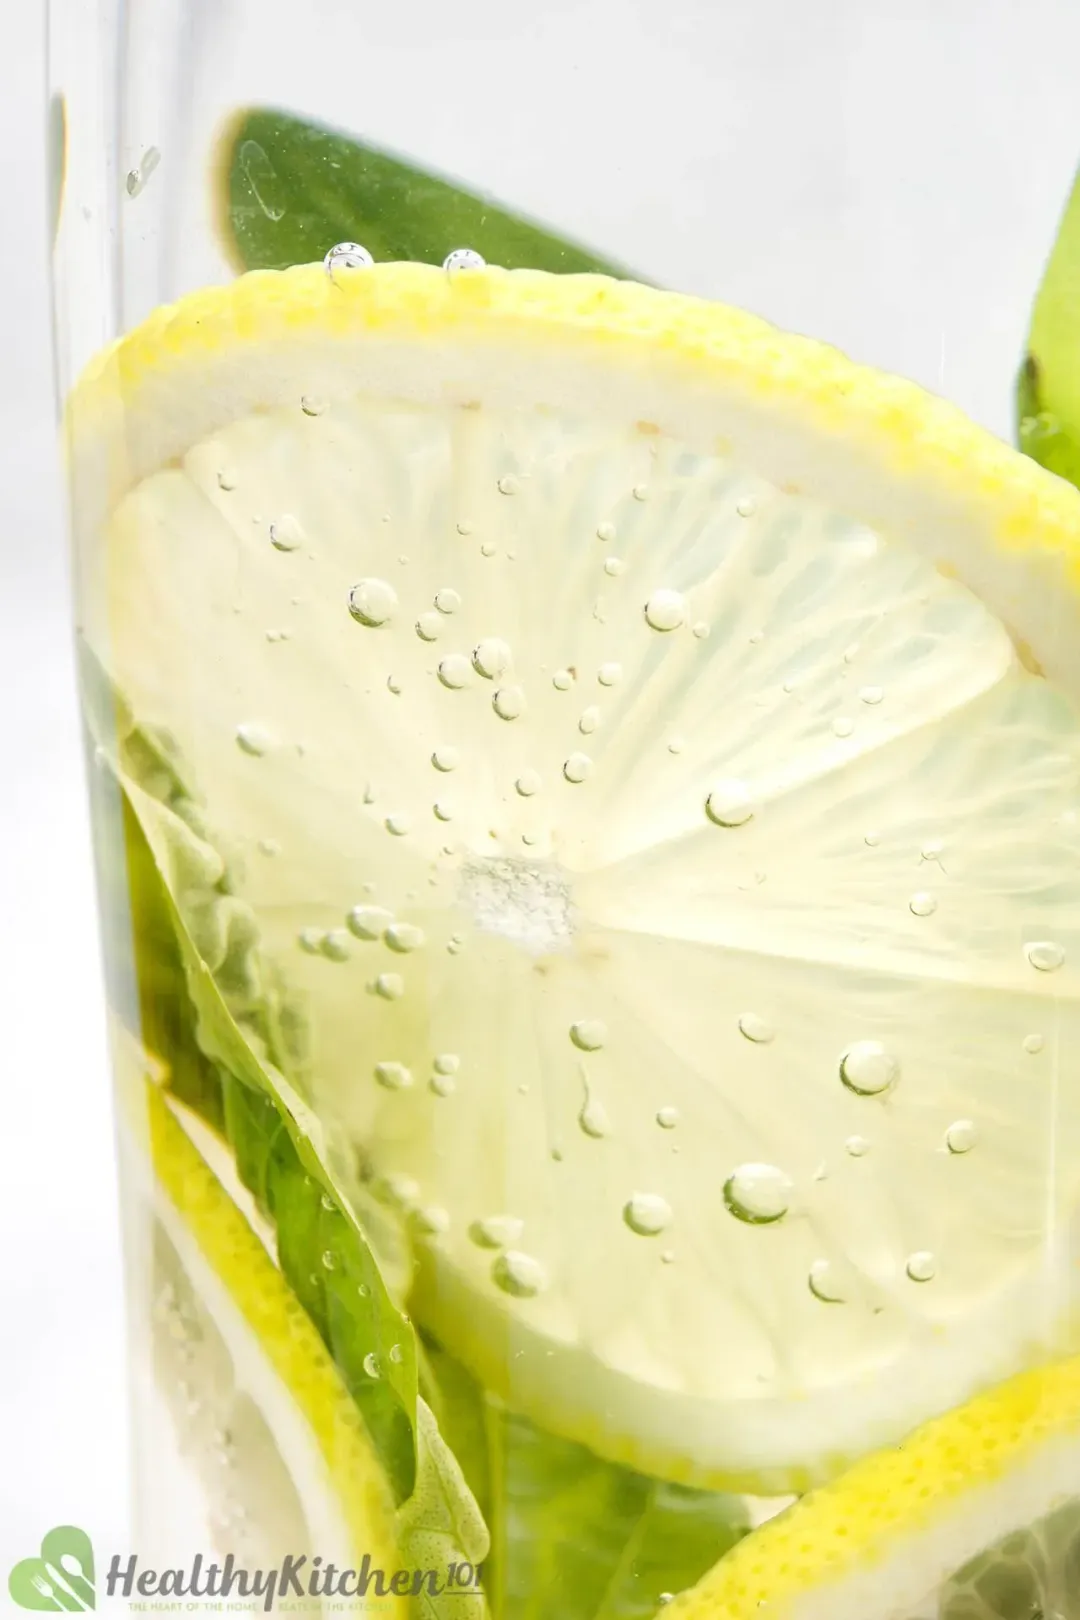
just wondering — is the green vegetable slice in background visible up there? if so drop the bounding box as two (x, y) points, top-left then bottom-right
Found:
(1018, 165), (1080, 489)
(214, 106), (635, 277)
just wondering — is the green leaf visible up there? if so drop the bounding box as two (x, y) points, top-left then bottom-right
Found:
(215, 106), (634, 278)
(1017, 165), (1080, 488)
(422, 1339), (749, 1620)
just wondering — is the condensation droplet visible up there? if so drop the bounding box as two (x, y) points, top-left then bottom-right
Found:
(945, 1119), (978, 1154)
(1026, 940), (1065, 972)
(470, 1214), (524, 1249)
(492, 1250), (547, 1298)
(579, 706), (600, 735)
(493, 685), (526, 721)
(385, 812), (412, 837)
(374, 972), (404, 1000)
(374, 1061), (412, 1090)
(235, 723), (274, 757)
(597, 521), (616, 543)
(859, 685), (884, 705)
(434, 588), (461, 614)
(1023, 1032), (1045, 1055)
(443, 247), (485, 272)
(832, 716), (855, 739)
(705, 781), (754, 827)
(325, 241), (373, 272)
(644, 589), (687, 632)
(553, 669), (574, 691)
(909, 891), (938, 918)
(473, 637), (512, 679)
(568, 1018), (607, 1056)
(432, 745), (460, 772)
(906, 1250), (937, 1283)
(269, 514), (305, 552)
(563, 752), (592, 784)
(808, 1259), (846, 1304)
(656, 1106), (680, 1129)
(723, 1163), (792, 1224)
(515, 769), (541, 797)
(348, 578), (397, 626)
(738, 1013), (775, 1045)
(845, 1135), (870, 1158)
(597, 662), (622, 687)
(840, 1041), (899, 1096)
(415, 611), (442, 642)
(363, 1351), (381, 1379)
(623, 1192), (672, 1236)
(385, 922), (425, 953)
(348, 905), (392, 940)
(438, 654), (472, 689)
(320, 929), (350, 962)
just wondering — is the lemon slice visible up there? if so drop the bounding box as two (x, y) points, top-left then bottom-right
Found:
(662, 1356), (1080, 1620)
(74, 265), (1080, 1493)
(115, 1027), (399, 1580)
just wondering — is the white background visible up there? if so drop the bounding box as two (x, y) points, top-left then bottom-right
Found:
(3, 0), (1080, 1605)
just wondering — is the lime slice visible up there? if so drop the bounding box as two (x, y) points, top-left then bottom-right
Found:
(114, 1028), (400, 1581)
(73, 265), (1080, 1494)
(665, 1355), (1080, 1620)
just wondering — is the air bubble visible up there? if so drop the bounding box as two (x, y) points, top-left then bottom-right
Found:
(434, 1054), (460, 1075)
(723, 1163), (792, 1224)
(374, 1060), (411, 1093)
(632, 483), (650, 501)
(385, 923), (425, 953)
(269, 514), (305, 551)
(563, 752), (592, 784)
(492, 1250), (547, 1298)
(434, 588), (461, 614)
(598, 662), (622, 686)
(738, 1013), (775, 1045)
(385, 813), (412, 837)
(579, 1099), (611, 1138)
(300, 394), (328, 416)
(325, 241), (373, 271)
(579, 706), (600, 735)
(443, 247), (485, 272)
(1026, 940), (1065, 972)
(321, 1250), (338, 1271)
(667, 737), (685, 755)
(348, 578), (397, 627)
(1023, 1033), (1045, 1055)
(297, 928), (324, 954)
(416, 612), (442, 642)
(363, 1351), (381, 1379)
(945, 1119), (977, 1154)
(906, 1251), (937, 1283)
(473, 638), (512, 679)
(438, 654), (472, 689)
(832, 716), (855, 739)
(374, 972), (404, 1000)
(604, 557), (625, 577)
(497, 475), (521, 496)
(909, 892), (938, 917)
(348, 905), (392, 940)
(387, 675), (403, 695)
(705, 781), (754, 827)
(840, 1041), (898, 1096)
(493, 685), (526, 721)
(644, 589), (687, 632)
(515, 769), (541, 797)
(431, 745), (460, 772)
(470, 1214), (524, 1249)
(736, 496), (756, 518)
(845, 1135), (870, 1157)
(570, 1018), (607, 1052)
(430, 1073), (456, 1097)
(623, 1193), (672, 1236)
(320, 930), (351, 962)
(597, 521), (616, 543)
(217, 468), (237, 491)
(809, 1259), (846, 1304)
(553, 670), (574, 691)
(859, 686), (884, 705)
(456, 519), (474, 536)
(257, 838), (280, 857)
(656, 1107), (679, 1129)
(864, 831), (881, 847)
(235, 723), (274, 757)
(692, 621), (711, 640)
(480, 541), (497, 557)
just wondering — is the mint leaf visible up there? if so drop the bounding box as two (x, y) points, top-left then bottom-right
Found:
(216, 106), (634, 278)
(1017, 165), (1080, 488)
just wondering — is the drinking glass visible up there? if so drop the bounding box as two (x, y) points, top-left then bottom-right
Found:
(47, 1), (1080, 1615)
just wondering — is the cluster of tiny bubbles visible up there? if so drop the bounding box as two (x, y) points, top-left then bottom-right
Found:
(578, 1098), (612, 1139)
(348, 577), (397, 627)
(320, 929), (351, 962)
(945, 1119), (978, 1154)
(644, 589), (687, 632)
(623, 1192), (673, 1236)
(443, 248), (486, 272)
(374, 972), (404, 1000)
(324, 241), (373, 272)
(570, 1018), (606, 1052)
(908, 891), (938, 918)
(235, 722), (273, 757)
(656, 1106), (679, 1129)
(737, 1013), (775, 1045)
(1026, 940), (1066, 972)
(374, 1061), (412, 1091)
(906, 1250), (937, 1283)
(723, 1162), (793, 1224)
(269, 514), (305, 551)
(705, 780), (754, 827)
(492, 1250), (548, 1298)
(808, 1258), (846, 1304)
(839, 1041), (899, 1096)
(469, 1214), (524, 1249)
(348, 904), (392, 940)
(563, 752), (592, 784)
